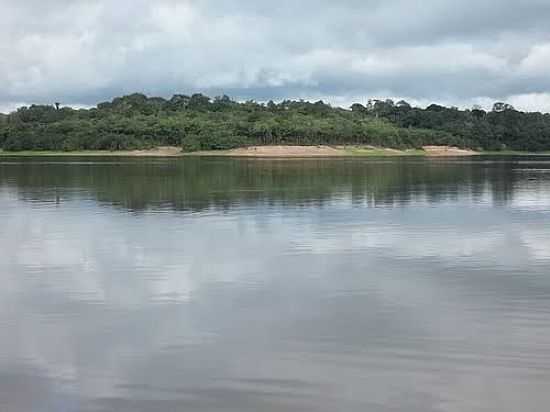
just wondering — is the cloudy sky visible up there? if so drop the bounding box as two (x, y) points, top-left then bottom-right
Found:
(2, 0), (550, 113)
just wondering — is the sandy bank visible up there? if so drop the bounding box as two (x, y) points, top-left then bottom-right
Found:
(198, 145), (345, 157)
(1, 145), (479, 157)
(189, 145), (478, 157)
(422, 146), (478, 156)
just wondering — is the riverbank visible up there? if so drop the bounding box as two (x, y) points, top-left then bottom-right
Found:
(0, 145), (523, 158)
(187, 145), (478, 157)
(0, 146), (184, 157)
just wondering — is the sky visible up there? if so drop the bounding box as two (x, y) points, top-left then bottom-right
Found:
(2, 0), (550, 113)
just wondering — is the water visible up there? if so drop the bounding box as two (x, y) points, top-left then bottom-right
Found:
(1, 156), (550, 412)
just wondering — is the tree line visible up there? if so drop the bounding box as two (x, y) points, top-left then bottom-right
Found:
(0, 93), (549, 152)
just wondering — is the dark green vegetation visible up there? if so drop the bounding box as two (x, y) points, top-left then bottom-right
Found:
(1, 94), (549, 152)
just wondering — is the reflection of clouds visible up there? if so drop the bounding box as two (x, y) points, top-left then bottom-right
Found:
(521, 228), (550, 260)
(360, 229), (502, 259)
(294, 224), (504, 260)
(511, 188), (550, 212)
(290, 207), (532, 268)
(149, 266), (194, 303)
(0, 195), (280, 306)
(2, 185), (550, 411)
(18, 237), (86, 267)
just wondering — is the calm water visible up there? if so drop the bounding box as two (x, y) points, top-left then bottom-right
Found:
(1, 156), (550, 412)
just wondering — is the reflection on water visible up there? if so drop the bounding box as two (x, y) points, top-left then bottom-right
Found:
(1, 156), (550, 412)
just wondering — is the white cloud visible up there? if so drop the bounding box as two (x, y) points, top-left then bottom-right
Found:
(507, 93), (550, 113)
(518, 43), (550, 76)
(2, 0), (550, 111)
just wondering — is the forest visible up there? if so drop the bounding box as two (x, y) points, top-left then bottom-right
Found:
(1, 93), (550, 152)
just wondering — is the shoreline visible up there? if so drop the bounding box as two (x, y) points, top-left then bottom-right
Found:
(1, 145), (548, 158)
(0, 146), (184, 157)
(187, 145), (430, 157)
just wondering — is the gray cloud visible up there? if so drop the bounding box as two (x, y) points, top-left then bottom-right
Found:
(2, 0), (550, 112)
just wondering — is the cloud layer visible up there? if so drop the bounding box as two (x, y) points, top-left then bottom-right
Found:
(2, 0), (550, 112)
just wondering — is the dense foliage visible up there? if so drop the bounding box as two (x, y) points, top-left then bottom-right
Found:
(1, 93), (549, 152)
(352, 99), (550, 151)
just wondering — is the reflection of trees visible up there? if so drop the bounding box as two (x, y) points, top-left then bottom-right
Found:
(489, 160), (520, 206)
(0, 157), (531, 212)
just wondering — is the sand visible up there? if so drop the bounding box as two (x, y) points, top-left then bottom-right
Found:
(422, 146), (478, 156)
(1, 145), (478, 157)
(189, 145), (478, 157)
(193, 145), (346, 157)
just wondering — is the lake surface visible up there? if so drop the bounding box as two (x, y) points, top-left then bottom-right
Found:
(1, 155), (550, 412)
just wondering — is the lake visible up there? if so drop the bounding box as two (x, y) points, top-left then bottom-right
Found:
(1, 155), (550, 412)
